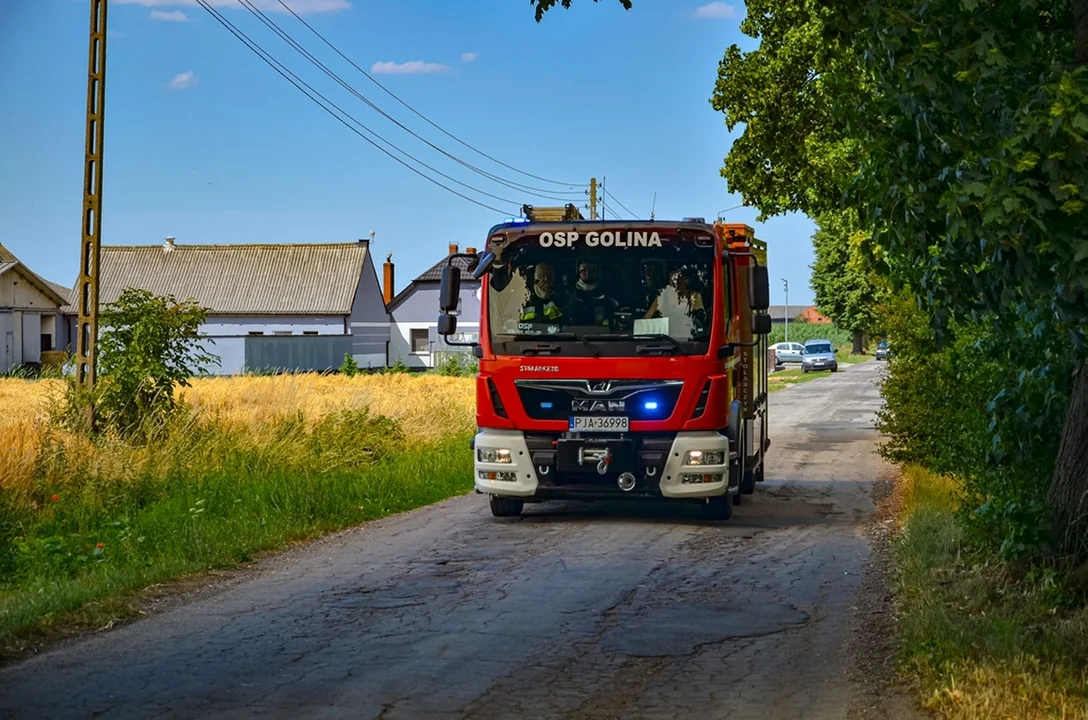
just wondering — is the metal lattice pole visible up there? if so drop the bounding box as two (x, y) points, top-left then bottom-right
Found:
(75, 0), (107, 390)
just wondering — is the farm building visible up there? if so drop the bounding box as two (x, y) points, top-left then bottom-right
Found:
(0, 243), (69, 373)
(60, 237), (391, 375)
(387, 243), (481, 369)
(767, 305), (830, 325)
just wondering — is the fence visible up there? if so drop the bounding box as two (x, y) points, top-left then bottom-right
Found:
(243, 335), (353, 374)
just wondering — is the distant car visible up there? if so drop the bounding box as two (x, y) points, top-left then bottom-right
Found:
(875, 341), (891, 360)
(801, 339), (838, 373)
(770, 341), (805, 363)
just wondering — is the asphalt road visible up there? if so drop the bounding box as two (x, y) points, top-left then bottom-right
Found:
(0, 361), (919, 720)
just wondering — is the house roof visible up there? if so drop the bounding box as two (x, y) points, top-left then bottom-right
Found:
(0, 243), (69, 307)
(60, 241), (370, 316)
(388, 253), (478, 311)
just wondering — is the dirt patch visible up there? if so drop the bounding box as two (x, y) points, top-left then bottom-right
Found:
(846, 470), (928, 719)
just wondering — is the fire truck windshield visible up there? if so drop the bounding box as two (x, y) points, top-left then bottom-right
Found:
(485, 232), (719, 356)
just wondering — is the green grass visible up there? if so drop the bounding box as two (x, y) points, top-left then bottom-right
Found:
(768, 367), (826, 392)
(894, 466), (1088, 718)
(0, 409), (473, 656)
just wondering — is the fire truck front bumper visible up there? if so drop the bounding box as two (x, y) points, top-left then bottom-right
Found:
(473, 429), (734, 500)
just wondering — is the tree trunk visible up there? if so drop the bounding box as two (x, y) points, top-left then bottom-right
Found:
(852, 329), (864, 355)
(1049, 362), (1088, 558)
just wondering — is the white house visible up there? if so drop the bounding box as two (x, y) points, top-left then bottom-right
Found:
(386, 243), (481, 369)
(60, 237), (391, 375)
(0, 243), (69, 373)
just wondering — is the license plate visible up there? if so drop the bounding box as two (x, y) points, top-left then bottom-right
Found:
(569, 416), (629, 433)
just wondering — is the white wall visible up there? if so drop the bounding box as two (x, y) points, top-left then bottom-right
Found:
(388, 321), (479, 369)
(201, 316), (344, 336)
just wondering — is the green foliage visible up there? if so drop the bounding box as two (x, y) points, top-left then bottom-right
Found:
(876, 293), (1077, 558)
(767, 322), (851, 347)
(810, 210), (888, 340)
(61, 289), (218, 437)
(710, 0), (863, 219)
(384, 358), (411, 375)
(338, 353), (360, 377)
(529, 0), (631, 22)
(436, 353), (478, 377)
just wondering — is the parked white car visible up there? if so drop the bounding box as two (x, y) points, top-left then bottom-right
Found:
(770, 341), (804, 363)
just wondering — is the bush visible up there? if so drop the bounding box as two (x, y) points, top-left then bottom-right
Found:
(875, 293), (1077, 558)
(59, 289), (218, 438)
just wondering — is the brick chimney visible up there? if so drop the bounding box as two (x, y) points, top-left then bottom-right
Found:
(448, 243), (459, 255)
(382, 253), (395, 305)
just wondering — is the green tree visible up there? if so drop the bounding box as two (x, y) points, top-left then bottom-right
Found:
(529, 0), (631, 22)
(810, 210), (885, 354)
(818, 0), (1088, 555)
(93, 288), (219, 435)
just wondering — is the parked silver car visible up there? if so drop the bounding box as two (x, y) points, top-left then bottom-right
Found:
(770, 341), (805, 363)
(801, 339), (838, 373)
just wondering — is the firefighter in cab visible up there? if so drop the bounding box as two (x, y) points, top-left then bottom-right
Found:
(520, 262), (566, 322)
(568, 260), (615, 326)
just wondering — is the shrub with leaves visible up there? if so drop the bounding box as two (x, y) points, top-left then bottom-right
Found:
(66, 288), (219, 437)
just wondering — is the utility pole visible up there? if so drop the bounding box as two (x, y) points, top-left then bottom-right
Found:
(588, 177), (598, 220)
(782, 278), (789, 344)
(75, 0), (108, 391)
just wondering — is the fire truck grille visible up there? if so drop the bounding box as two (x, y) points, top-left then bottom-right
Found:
(513, 379), (685, 422)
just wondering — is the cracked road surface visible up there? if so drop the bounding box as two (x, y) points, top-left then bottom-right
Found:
(0, 361), (918, 719)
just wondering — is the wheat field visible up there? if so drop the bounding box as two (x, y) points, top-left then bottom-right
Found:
(0, 374), (475, 494)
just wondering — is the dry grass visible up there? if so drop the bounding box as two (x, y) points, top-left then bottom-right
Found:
(0, 374), (475, 494)
(894, 465), (1088, 719)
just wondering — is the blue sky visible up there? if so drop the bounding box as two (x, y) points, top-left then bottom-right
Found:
(0, 0), (816, 305)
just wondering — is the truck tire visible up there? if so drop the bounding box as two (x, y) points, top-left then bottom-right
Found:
(739, 467), (756, 495)
(489, 496), (524, 517)
(702, 492), (733, 521)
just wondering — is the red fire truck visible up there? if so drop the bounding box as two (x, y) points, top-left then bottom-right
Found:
(437, 217), (772, 520)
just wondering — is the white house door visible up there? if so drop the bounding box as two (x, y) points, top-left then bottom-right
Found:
(0, 312), (13, 373)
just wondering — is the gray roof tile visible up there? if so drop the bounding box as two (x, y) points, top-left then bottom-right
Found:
(61, 242), (369, 315)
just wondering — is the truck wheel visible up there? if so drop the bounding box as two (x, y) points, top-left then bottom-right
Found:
(489, 496), (524, 517)
(702, 493), (733, 521)
(739, 468), (756, 495)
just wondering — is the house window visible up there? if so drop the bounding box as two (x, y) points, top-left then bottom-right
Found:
(303, 331), (319, 336)
(248, 331), (264, 336)
(274, 331), (293, 336)
(410, 328), (429, 354)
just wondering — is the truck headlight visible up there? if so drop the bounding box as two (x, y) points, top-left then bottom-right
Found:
(477, 448), (512, 464)
(684, 450), (725, 466)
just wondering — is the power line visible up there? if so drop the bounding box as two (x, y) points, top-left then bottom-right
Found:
(274, 0), (583, 190)
(604, 189), (639, 219)
(193, 0), (517, 215)
(241, 0), (586, 203)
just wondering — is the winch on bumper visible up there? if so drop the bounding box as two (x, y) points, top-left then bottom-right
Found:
(472, 428), (735, 500)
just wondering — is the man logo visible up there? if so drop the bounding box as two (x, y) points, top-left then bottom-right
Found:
(587, 381), (612, 394)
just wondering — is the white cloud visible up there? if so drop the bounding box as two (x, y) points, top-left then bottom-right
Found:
(371, 60), (450, 76)
(115, 0), (350, 15)
(150, 10), (190, 21)
(693, 2), (736, 19)
(461, 52), (478, 63)
(169, 71), (196, 89)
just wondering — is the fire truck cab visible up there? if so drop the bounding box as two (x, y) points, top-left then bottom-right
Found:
(437, 217), (772, 520)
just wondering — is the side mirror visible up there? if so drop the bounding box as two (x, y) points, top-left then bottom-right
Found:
(438, 313), (458, 336)
(751, 313), (772, 335)
(439, 265), (461, 312)
(471, 251), (497, 280)
(749, 264), (770, 311)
